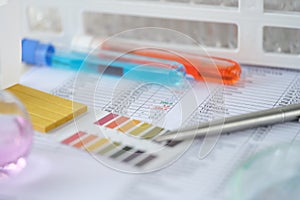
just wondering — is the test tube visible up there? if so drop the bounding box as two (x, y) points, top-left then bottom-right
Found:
(21, 38), (186, 86)
(72, 36), (241, 84)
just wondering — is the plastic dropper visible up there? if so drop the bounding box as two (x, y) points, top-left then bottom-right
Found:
(21, 38), (186, 86)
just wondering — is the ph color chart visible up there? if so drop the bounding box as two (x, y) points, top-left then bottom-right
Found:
(95, 112), (183, 147)
(57, 112), (183, 169)
(95, 113), (165, 139)
(60, 131), (157, 168)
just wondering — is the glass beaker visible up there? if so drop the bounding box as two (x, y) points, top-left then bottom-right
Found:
(0, 90), (33, 177)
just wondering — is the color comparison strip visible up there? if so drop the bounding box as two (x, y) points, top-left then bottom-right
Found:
(6, 84), (87, 132)
(61, 132), (158, 168)
(96, 113), (169, 140)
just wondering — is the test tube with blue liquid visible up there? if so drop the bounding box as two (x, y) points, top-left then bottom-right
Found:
(22, 38), (186, 86)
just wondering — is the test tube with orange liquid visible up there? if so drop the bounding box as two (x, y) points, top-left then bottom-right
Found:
(72, 36), (241, 85)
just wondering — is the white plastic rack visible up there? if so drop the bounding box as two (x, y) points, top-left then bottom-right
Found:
(0, 0), (300, 88)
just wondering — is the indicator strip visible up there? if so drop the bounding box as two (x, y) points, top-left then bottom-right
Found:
(85, 138), (109, 152)
(110, 146), (133, 159)
(135, 155), (157, 167)
(106, 116), (129, 129)
(97, 142), (121, 155)
(73, 134), (98, 148)
(61, 132), (87, 145)
(6, 84), (87, 133)
(118, 120), (140, 132)
(123, 150), (145, 163)
(141, 127), (164, 139)
(61, 131), (158, 168)
(95, 113), (118, 126)
(130, 123), (152, 136)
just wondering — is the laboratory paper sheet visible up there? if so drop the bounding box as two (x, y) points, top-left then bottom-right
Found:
(1, 65), (300, 200)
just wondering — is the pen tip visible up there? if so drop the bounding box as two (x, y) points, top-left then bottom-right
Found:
(153, 130), (176, 143)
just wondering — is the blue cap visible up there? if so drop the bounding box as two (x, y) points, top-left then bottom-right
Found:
(22, 38), (55, 66)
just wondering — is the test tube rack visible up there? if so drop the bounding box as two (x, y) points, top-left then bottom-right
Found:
(0, 0), (300, 88)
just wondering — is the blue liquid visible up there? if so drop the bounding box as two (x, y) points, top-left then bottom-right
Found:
(50, 50), (186, 86)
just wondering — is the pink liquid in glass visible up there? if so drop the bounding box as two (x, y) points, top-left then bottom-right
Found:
(0, 115), (33, 177)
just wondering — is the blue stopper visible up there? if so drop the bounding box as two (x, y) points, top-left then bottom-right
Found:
(22, 38), (55, 66)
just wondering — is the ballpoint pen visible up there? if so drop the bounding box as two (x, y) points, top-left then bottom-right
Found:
(71, 36), (241, 85)
(21, 38), (186, 86)
(154, 103), (300, 142)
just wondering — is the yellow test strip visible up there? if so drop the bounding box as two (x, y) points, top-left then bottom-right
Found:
(6, 84), (87, 133)
(29, 115), (57, 132)
(130, 123), (152, 136)
(10, 91), (73, 116)
(85, 138), (109, 152)
(9, 84), (75, 108)
(8, 84), (86, 117)
(24, 103), (70, 127)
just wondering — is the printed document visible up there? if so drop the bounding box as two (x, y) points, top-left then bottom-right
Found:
(1, 65), (300, 200)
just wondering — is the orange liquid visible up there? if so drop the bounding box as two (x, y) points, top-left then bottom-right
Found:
(102, 43), (241, 85)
